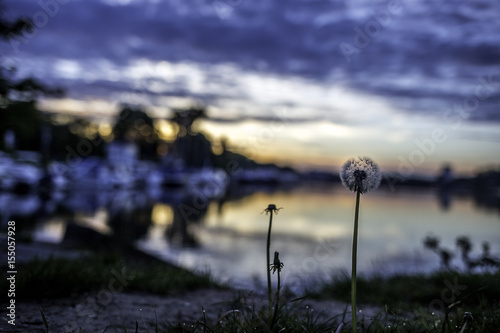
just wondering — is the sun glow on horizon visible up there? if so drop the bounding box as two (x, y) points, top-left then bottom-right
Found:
(36, 94), (500, 177)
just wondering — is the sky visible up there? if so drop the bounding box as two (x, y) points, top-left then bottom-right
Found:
(2, 0), (500, 176)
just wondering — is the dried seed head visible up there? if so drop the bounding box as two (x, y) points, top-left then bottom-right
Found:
(263, 204), (283, 215)
(340, 157), (381, 194)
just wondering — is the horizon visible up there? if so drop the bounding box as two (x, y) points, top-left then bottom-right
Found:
(36, 101), (497, 179)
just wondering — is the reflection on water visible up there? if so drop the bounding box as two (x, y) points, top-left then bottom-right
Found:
(1, 183), (499, 291)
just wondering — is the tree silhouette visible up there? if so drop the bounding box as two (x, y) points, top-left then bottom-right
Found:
(0, 0), (29, 38)
(112, 105), (158, 160)
(0, 1), (63, 151)
(171, 106), (207, 137)
(169, 106), (213, 168)
(0, 1), (63, 105)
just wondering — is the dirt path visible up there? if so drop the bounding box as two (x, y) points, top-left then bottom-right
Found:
(0, 288), (379, 333)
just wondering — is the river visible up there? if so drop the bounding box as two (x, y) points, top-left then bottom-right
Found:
(8, 182), (497, 292)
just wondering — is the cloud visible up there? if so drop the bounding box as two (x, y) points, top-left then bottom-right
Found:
(3, 0), (500, 124)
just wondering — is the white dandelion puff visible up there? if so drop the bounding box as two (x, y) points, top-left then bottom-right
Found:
(340, 157), (381, 194)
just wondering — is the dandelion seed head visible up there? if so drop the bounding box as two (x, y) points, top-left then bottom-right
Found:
(340, 157), (381, 194)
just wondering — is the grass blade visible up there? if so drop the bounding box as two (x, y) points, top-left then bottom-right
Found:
(39, 307), (49, 332)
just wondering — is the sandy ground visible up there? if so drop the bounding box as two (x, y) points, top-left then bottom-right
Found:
(0, 287), (380, 333)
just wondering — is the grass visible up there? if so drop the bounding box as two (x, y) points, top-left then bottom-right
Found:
(1, 253), (222, 300)
(165, 305), (342, 333)
(309, 270), (500, 311)
(164, 296), (500, 333)
(157, 270), (500, 332)
(305, 270), (500, 333)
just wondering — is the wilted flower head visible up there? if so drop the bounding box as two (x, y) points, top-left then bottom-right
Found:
(340, 157), (381, 194)
(456, 236), (472, 255)
(424, 235), (440, 251)
(262, 204), (283, 215)
(270, 251), (284, 274)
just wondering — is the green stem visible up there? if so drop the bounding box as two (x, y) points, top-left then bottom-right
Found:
(351, 189), (361, 333)
(266, 211), (274, 313)
(271, 268), (281, 329)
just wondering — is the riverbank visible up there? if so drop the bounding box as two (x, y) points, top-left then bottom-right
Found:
(3, 270), (498, 332)
(2, 242), (498, 332)
(0, 244), (368, 332)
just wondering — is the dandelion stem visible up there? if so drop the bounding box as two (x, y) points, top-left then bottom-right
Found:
(340, 157), (380, 332)
(351, 188), (361, 333)
(271, 267), (281, 329)
(266, 209), (274, 313)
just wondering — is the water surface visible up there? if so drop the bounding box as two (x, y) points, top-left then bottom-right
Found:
(136, 185), (499, 290)
(5, 183), (498, 291)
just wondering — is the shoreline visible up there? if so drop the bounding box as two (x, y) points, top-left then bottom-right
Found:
(1, 241), (373, 332)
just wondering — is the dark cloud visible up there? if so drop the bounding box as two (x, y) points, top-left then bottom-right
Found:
(3, 0), (500, 121)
